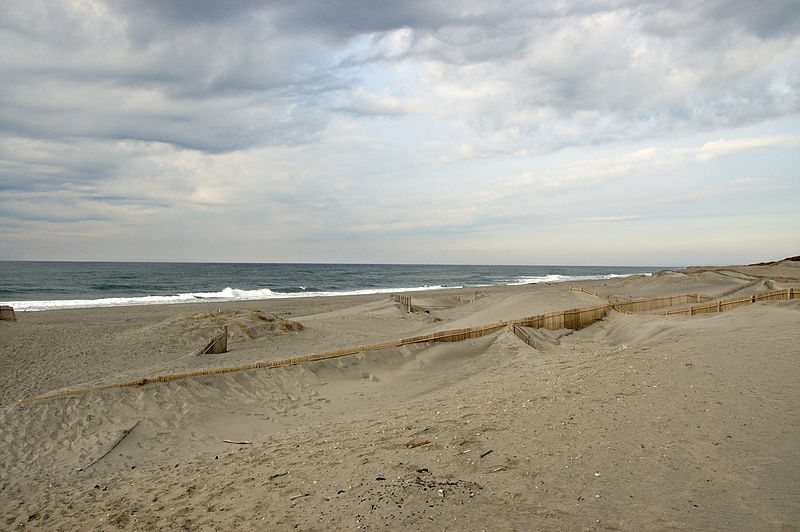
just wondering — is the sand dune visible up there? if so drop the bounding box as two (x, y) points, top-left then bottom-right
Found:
(1, 263), (799, 530)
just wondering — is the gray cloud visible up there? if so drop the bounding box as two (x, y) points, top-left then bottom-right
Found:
(2, 1), (797, 154)
(2, 1), (348, 154)
(643, 0), (800, 40)
(1, 0), (798, 262)
(410, 2), (798, 153)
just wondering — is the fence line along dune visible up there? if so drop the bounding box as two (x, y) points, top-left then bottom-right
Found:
(20, 286), (799, 405)
(661, 287), (798, 316)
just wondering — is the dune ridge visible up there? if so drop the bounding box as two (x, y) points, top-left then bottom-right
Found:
(21, 284), (797, 406)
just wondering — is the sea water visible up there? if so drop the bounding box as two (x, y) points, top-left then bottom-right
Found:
(0, 262), (670, 311)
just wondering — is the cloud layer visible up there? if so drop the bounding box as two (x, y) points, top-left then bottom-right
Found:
(1, 1), (798, 264)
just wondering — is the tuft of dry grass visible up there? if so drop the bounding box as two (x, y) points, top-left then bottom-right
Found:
(234, 321), (255, 339)
(280, 318), (304, 332)
(188, 311), (218, 321)
(182, 308), (304, 340)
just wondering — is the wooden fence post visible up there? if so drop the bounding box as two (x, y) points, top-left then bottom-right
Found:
(199, 326), (228, 355)
(0, 305), (16, 321)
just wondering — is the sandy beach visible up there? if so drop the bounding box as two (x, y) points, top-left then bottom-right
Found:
(1, 261), (799, 530)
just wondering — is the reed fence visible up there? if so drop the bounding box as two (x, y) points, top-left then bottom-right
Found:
(611, 293), (714, 313)
(20, 321), (509, 404)
(569, 286), (607, 299)
(709, 279), (761, 299)
(20, 287), (799, 404)
(198, 326), (228, 355)
(511, 324), (542, 350)
(20, 309), (591, 403)
(389, 294), (412, 313)
(660, 288), (798, 316)
(569, 286), (716, 312)
(510, 304), (610, 330)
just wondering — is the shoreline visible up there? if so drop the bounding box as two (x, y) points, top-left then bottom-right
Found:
(0, 262), (667, 312)
(2, 262), (799, 529)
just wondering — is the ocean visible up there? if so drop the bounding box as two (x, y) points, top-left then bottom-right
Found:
(0, 262), (671, 311)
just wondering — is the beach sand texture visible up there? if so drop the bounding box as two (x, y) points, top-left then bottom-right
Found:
(1, 262), (799, 530)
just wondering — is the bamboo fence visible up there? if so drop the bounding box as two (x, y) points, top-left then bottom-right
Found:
(510, 304), (610, 331)
(20, 321), (511, 403)
(20, 287), (799, 404)
(198, 326), (228, 355)
(389, 294), (412, 313)
(19, 311), (579, 403)
(569, 286), (718, 312)
(709, 279), (761, 299)
(511, 324), (542, 350)
(660, 288), (798, 316)
(569, 286), (607, 299)
(611, 293), (714, 313)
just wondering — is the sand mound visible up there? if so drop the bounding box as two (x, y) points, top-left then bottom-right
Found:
(606, 269), (749, 299)
(181, 307), (305, 342)
(1, 332), (523, 487)
(298, 299), (408, 321)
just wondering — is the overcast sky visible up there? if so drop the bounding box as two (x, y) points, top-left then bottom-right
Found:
(1, 1), (798, 266)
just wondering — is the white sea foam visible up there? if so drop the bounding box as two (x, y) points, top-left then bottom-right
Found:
(5, 272), (651, 311)
(508, 273), (648, 285)
(5, 285), (452, 311)
(6, 287), (274, 312)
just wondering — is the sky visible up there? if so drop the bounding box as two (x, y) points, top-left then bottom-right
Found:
(1, 0), (798, 266)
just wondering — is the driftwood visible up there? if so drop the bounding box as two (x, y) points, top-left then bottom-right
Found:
(407, 439), (431, 449)
(222, 439), (251, 445)
(289, 493), (309, 501)
(82, 420), (140, 471)
(480, 449), (493, 458)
